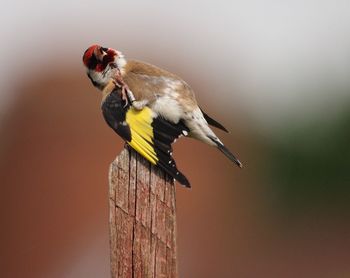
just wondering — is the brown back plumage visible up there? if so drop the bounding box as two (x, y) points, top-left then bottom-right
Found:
(123, 60), (198, 110)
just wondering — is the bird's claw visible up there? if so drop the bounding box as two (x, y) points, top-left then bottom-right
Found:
(113, 73), (136, 109)
(121, 88), (129, 108)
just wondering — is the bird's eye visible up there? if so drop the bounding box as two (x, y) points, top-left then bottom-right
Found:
(101, 47), (108, 53)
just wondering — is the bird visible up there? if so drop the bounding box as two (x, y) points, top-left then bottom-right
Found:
(82, 44), (242, 187)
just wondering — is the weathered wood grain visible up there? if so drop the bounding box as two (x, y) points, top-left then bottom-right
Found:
(109, 147), (178, 278)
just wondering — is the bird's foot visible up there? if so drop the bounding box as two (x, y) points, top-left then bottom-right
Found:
(113, 73), (135, 108)
(120, 87), (129, 107)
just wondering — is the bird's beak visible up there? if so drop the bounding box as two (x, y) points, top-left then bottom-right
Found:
(101, 47), (109, 53)
(94, 46), (108, 62)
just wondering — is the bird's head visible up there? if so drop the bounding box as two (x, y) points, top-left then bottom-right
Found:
(82, 44), (126, 89)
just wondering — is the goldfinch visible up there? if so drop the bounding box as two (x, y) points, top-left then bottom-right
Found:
(82, 44), (242, 187)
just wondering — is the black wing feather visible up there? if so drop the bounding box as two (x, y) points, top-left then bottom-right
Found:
(101, 88), (190, 187)
(101, 89), (131, 142)
(151, 116), (190, 187)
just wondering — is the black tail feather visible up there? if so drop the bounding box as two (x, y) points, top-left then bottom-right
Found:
(216, 142), (243, 168)
(200, 108), (229, 133)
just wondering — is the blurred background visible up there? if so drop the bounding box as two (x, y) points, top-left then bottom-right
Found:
(1, 0), (350, 277)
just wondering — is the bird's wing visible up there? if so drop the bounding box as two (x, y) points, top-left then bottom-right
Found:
(102, 89), (190, 187)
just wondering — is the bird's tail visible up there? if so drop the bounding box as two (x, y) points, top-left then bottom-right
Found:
(209, 136), (242, 168)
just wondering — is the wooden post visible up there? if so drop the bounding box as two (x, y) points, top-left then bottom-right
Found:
(109, 147), (178, 278)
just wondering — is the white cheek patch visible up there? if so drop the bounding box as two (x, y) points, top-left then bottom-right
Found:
(88, 65), (119, 89)
(88, 70), (110, 88)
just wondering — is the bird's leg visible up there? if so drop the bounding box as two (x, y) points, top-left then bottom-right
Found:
(114, 71), (148, 110)
(125, 88), (136, 103)
(120, 86), (130, 107)
(114, 71), (134, 107)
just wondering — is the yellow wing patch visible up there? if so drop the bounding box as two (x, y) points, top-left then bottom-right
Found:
(125, 107), (158, 165)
